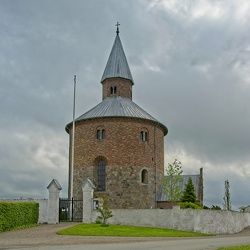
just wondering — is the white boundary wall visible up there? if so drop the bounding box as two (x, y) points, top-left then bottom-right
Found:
(91, 206), (250, 234)
(82, 180), (250, 235)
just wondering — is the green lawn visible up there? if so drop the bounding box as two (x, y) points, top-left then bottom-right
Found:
(217, 246), (250, 250)
(57, 223), (211, 237)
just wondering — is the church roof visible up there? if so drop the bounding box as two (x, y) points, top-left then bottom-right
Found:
(66, 96), (168, 135)
(157, 175), (200, 201)
(101, 34), (134, 84)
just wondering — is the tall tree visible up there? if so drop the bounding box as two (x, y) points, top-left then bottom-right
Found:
(163, 159), (183, 204)
(181, 177), (196, 203)
(223, 179), (231, 211)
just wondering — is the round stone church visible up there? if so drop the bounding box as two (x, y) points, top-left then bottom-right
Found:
(66, 27), (168, 209)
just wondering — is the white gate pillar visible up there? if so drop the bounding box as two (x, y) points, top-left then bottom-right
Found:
(81, 179), (95, 223)
(47, 179), (62, 224)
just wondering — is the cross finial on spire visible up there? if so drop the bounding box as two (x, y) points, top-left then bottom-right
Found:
(115, 22), (120, 35)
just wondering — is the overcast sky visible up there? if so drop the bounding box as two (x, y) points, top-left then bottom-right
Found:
(1, 0), (250, 210)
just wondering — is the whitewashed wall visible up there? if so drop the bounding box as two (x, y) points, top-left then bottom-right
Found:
(91, 207), (250, 234)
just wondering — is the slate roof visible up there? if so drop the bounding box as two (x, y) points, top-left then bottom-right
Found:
(101, 34), (134, 84)
(158, 175), (200, 201)
(66, 96), (168, 135)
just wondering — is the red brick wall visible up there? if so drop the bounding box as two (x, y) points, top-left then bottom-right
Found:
(157, 201), (180, 209)
(102, 77), (133, 100)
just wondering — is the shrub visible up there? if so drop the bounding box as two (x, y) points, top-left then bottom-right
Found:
(97, 198), (113, 226)
(203, 205), (210, 209)
(210, 205), (221, 210)
(180, 202), (202, 209)
(0, 202), (39, 232)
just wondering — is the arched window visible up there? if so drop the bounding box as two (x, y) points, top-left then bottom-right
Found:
(140, 130), (148, 142)
(97, 160), (106, 191)
(110, 87), (113, 94)
(97, 128), (106, 140)
(114, 86), (117, 94)
(102, 129), (106, 139)
(141, 169), (148, 184)
(97, 130), (101, 139)
(140, 131), (144, 141)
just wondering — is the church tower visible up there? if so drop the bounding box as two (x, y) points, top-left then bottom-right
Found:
(66, 25), (168, 209)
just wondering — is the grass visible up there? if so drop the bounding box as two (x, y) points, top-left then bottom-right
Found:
(57, 223), (211, 237)
(217, 246), (250, 250)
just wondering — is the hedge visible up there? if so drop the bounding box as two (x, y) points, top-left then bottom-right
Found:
(180, 202), (202, 209)
(0, 202), (39, 232)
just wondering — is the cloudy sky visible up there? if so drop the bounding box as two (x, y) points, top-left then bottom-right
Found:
(1, 0), (250, 210)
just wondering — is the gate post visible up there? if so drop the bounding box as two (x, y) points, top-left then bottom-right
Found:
(81, 179), (95, 223)
(47, 179), (62, 224)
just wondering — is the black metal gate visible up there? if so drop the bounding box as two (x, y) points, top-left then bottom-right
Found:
(59, 198), (83, 222)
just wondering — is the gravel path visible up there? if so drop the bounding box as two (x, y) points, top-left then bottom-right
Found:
(0, 223), (250, 249)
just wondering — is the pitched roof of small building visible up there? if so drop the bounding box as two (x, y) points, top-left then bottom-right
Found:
(158, 174), (201, 201)
(101, 33), (134, 84)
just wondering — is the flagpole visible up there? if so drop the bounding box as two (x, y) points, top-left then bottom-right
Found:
(70, 75), (76, 202)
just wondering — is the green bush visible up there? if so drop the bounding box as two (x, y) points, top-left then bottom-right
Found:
(210, 205), (222, 210)
(0, 202), (39, 232)
(180, 202), (202, 209)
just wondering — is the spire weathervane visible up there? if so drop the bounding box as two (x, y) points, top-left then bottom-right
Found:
(115, 22), (120, 35)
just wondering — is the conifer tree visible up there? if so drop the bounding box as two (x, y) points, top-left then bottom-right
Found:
(181, 177), (196, 203)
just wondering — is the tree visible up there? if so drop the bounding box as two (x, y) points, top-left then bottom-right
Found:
(97, 197), (113, 226)
(223, 179), (231, 211)
(163, 159), (183, 204)
(181, 177), (196, 203)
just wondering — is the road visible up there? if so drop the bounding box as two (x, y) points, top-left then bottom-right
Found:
(1, 223), (250, 250)
(9, 237), (250, 250)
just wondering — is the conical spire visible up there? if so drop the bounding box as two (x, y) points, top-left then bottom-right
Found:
(101, 29), (134, 85)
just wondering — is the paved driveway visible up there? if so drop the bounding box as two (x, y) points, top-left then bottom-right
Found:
(0, 223), (250, 250)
